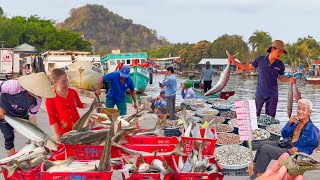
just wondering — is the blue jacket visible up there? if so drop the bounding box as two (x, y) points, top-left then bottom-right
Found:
(181, 88), (195, 99)
(154, 98), (167, 109)
(162, 74), (177, 97)
(281, 119), (319, 155)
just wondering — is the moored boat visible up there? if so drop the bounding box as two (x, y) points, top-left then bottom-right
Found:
(304, 76), (320, 84)
(128, 65), (150, 93)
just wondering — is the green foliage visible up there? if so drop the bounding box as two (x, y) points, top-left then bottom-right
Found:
(0, 7), (3, 16)
(0, 15), (91, 52)
(249, 31), (272, 57)
(59, 4), (168, 54)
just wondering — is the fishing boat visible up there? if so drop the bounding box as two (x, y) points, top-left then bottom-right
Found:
(192, 87), (235, 100)
(304, 76), (320, 84)
(128, 65), (150, 93)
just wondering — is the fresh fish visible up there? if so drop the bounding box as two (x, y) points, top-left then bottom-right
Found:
(190, 123), (201, 138)
(3, 115), (58, 151)
(45, 157), (97, 173)
(1, 154), (47, 178)
(178, 155), (184, 171)
(181, 152), (193, 172)
(73, 98), (103, 131)
(113, 141), (187, 157)
(204, 120), (215, 139)
(194, 158), (209, 172)
(135, 118), (165, 136)
(61, 129), (109, 145)
(16, 146), (50, 162)
(151, 158), (173, 180)
(98, 109), (119, 171)
(112, 121), (140, 144)
(138, 154), (150, 173)
(183, 122), (193, 138)
(196, 141), (207, 160)
(292, 83), (302, 103)
(176, 107), (188, 130)
(0, 142), (37, 164)
(287, 82), (293, 118)
(205, 51), (239, 96)
(207, 163), (218, 174)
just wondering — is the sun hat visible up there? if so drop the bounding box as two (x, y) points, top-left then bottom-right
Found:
(18, 72), (55, 98)
(267, 40), (288, 54)
(119, 65), (130, 78)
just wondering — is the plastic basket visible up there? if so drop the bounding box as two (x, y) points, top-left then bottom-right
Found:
(125, 136), (179, 145)
(181, 128), (217, 156)
(269, 132), (281, 141)
(121, 155), (174, 180)
(124, 144), (176, 153)
(172, 155), (224, 180)
(64, 144), (120, 160)
(2, 164), (42, 180)
(223, 167), (249, 176)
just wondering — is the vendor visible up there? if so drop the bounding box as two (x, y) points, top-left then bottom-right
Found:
(46, 69), (91, 141)
(153, 90), (167, 118)
(250, 99), (319, 179)
(0, 73), (55, 156)
(181, 79), (195, 99)
(95, 65), (138, 115)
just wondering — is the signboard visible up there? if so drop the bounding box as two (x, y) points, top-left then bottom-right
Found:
(0, 49), (14, 74)
(234, 100), (258, 141)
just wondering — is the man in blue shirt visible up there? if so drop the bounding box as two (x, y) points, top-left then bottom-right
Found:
(95, 65), (138, 115)
(229, 40), (296, 117)
(200, 61), (216, 93)
(159, 66), (177, 120)
(250, 99), (319, 179)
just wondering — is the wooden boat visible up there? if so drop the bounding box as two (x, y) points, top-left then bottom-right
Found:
(304, 76), (320, 84)
(128, 65), (150, 93)
(192, 87), (235, 100)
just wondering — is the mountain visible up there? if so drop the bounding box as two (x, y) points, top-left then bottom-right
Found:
(57, 4), (169, 54)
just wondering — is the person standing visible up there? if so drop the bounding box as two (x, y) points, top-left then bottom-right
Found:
(95, 65), (138, 115)
(0, 72), (55, 156)
(200, 61), (215, 93)
(160, 66), (177, 120)
(229, 40), (296, 117)
(46, 69), (91, 141)
(181, 79), (195, 99)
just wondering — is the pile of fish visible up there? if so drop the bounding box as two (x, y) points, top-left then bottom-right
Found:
(257, 115), (280, 126)
(190, 103), (212, 111)
(206, 98), (225, 104)
(119, 153), (173, 180)
(209, 124), (233, 134)
(216, 133), (243, 145)
(177, 141), (219, 174)
(215, 145), (252, 167)
(266, 124), (283, 136)
(252, 128), (270, 140)
(0, 142), (51, 178)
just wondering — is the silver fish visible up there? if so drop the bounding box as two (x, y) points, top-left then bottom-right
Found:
(0, 142), (37, 164)
(176, 107), (188, 130)
(73, 98), (103, 131)
(61, 129), (109, 145)
(205, 51), (238, 96)
(191, 122), (201, 138)
(138, 154), (150, 173)
(151, 158), (173, 180)
(292, 83), (301, 103)
(16, 146), (50, 163)
(3, 115), (58, 151)
(184, 122), (193, 138)
(287, 82), (293, 118)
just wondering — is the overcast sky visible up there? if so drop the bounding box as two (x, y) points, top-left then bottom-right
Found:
(1, 0), (319, 43)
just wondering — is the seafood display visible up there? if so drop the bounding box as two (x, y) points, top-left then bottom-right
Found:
(257, 115), (280, 126)
(190, 103), (212, 111)
(215, 145), (252, 167)
(210, 124), (233, 133)
(227, 118), (238, 128)
(206, 98), (225, 104)
(252, 128), (270, 140)
(195, 108), (219, 117)
(202, 116), (225, 124)
(217, 133), (243, 145)
(183, 98), (206, 105)
(266, 124), (282, 136)
(211, 102), (233, 110)
(220, 111), (237, 119)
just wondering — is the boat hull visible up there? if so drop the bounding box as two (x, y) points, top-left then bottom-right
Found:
(128, 66), (150, 93)
(304, 76), (320, 84)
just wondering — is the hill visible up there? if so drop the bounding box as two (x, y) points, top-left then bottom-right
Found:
(57, 4), (169, 54)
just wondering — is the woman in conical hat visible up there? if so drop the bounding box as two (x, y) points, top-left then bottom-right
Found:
(0, 72), (55, 156)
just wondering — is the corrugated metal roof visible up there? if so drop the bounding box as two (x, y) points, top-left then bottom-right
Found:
(198, 58), (240, 65)
(14, 43), (37, 53)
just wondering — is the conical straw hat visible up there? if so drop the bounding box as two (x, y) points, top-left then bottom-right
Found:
(18, 72), (55, 98)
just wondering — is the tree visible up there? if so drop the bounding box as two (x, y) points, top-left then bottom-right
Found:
(0, 7), (3, 16)
(248, 31), (272, 57)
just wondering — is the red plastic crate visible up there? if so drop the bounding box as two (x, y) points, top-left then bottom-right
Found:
(2, 164), (41, 180)
(125, 136), (179, 145)
(172, 155), (224, 180)
(181, 128), (217, 156)
(64, 144), (120, 160)
(123, 144), (176, 153)
(121, 155), (174, 180)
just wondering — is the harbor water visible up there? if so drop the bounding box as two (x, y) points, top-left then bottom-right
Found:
(133, 73), (320, 127)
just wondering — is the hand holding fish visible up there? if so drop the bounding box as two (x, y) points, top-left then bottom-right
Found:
(289, 116), (299, 125)
(256, 153), (303, 180)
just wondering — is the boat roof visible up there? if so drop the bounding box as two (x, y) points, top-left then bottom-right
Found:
(101, 52), (148, 63)
(199, 58), (240, 65)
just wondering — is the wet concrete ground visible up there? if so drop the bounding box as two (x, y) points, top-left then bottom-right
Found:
(1, 95), (319, 179)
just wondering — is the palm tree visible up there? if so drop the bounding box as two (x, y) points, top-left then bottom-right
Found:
(248, 31), (272, 56)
